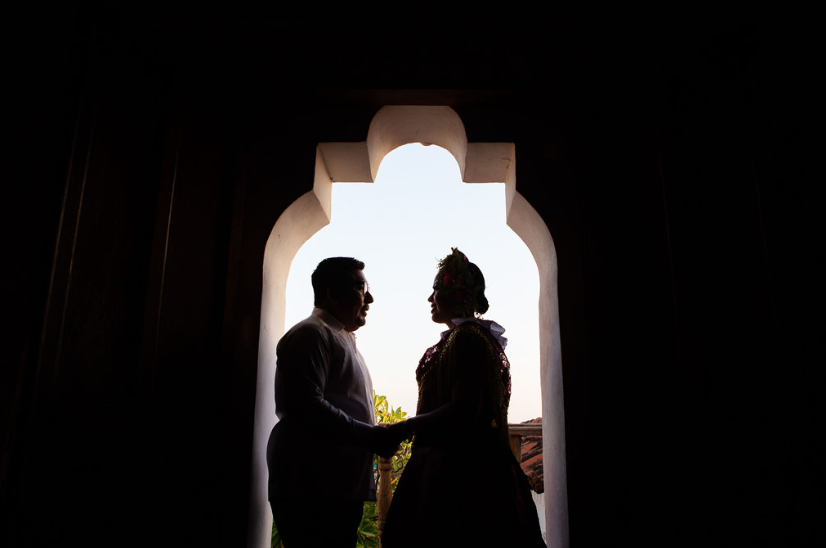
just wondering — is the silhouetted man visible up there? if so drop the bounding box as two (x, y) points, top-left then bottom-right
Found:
(266, 257), (395, 548)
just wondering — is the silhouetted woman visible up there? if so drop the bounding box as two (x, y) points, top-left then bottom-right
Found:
(381, 248), (545, 548)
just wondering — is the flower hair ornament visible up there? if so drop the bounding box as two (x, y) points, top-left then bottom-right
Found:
(435, 247), (485, 317)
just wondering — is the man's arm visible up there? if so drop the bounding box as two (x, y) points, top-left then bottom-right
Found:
(275, 325), (383, 451)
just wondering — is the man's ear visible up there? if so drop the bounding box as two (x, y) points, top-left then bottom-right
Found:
(325, 285), (338, 304)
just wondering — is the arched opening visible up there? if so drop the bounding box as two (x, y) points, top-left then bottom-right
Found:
(249, 106), (568, 548)
(285, 143), (541, 423)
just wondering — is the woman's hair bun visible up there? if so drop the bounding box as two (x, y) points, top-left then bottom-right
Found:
(475, 292), (489, 315)
(468, 262), (489, 315)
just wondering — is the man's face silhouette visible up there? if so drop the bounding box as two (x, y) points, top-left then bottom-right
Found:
(327, 269), (374, 332)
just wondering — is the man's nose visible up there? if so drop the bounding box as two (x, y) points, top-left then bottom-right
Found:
(365, 291), (374, 303)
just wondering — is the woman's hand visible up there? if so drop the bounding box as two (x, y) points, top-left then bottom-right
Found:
(386, 419), (414, 444)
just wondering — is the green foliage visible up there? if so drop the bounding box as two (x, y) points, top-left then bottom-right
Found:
(372, 392), (413, 492)
(270, 392), (412, 547)
(271, 519), (284, 548)
(356, 501), (381, 547)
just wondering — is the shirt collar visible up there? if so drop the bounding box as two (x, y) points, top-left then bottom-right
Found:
(312, 307), (347, 333)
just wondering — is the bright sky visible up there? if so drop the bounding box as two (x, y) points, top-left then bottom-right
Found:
(284, 143), (541, 423)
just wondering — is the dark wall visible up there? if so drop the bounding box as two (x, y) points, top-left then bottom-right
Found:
(3, 6), (819, 548)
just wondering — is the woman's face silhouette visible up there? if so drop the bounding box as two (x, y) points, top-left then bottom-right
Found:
(428, 277), (460, 327)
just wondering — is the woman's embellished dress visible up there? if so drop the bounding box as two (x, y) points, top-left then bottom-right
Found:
(381, 320), (546, 548)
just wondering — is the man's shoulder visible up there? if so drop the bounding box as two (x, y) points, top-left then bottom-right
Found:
(279, 313), (339, 348)
(283, 315), (325, 339)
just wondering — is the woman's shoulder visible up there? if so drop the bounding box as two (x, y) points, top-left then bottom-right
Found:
(445, 320), (482, 339)
(448, 318), (507, 349)
(446, 321), (497, 354)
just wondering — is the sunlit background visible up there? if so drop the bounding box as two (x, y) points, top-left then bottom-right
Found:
(285, 143), (541, 422)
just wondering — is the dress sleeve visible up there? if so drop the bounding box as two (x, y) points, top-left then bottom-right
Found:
(409, 324), (501, 438)
(446, 326), (491, 421)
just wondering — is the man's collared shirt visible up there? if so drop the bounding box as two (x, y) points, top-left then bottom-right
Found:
(268, 307), (377, 501)
(274, 307), (375, 426)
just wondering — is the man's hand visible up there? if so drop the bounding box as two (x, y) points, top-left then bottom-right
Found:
(373, 424), (401, 459)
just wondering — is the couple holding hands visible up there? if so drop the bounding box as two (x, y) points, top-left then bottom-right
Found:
(267, 249), (545, 548)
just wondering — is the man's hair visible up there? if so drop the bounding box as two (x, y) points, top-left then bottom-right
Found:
(311, 257), (365, 306)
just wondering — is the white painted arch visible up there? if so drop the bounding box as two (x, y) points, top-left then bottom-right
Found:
(249, 106), (568, 548)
